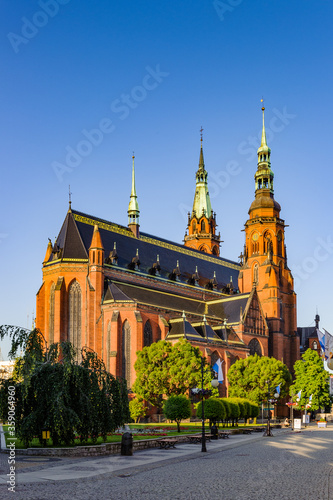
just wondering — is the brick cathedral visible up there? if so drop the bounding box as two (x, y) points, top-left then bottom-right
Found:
(36, 107), (299, 395)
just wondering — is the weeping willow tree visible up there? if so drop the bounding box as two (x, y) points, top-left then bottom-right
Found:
(0, 326), (130, 447)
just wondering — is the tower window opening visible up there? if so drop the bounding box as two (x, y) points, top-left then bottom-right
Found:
(201, 220), (205, 232)
(258, 179), (262, 189)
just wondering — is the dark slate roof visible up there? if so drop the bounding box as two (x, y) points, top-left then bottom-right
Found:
(191, 320), (224, 344)
(45, 209), (240, 290)
(166, 316), (206, 342)
(104, 282), (134, 303)
(212, 326), (244, 345)
(207, 295), (250, 324)
(103, 279), (208, 317)
(50, 210), (88, 261)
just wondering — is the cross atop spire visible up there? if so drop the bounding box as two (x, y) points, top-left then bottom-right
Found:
(198, 127), (205, 171)
(68, 185), (72, 211)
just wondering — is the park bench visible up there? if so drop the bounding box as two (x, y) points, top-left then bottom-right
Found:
(218, 431), (230, 439)
(156, 438), (178, 449)
(187, 433), (212, 444)
(241, 429), (253, 434)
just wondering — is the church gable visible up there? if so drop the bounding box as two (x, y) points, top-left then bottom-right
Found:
(242, 289), (267, 337)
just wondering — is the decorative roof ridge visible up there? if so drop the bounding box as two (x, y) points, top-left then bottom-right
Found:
(72, 210), (240, 270)
(207, 293), (250, 305)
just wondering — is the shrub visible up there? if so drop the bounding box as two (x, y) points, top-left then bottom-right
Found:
(163, 395), (191, 432)
(196, 397), (225, 425)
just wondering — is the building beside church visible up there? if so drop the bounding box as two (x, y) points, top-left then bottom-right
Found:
(36, 107), (299, 395)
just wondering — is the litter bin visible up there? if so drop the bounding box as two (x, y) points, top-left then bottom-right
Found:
(211, 424), (218, 440)
(121, 432), (133, 456)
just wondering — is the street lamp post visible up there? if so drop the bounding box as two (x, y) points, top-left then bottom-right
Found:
(263, 379), (279, 437)
(198, 358), (219, 453)
(200, 358), (207, 452)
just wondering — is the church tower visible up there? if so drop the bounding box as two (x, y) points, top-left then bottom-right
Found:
(184, 131), (220, 255)
(238, 105), (299, 368)
(128, 154), (140, 238)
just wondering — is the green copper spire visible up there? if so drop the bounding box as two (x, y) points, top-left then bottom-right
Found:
(191, 129), (212, 218)
(255, 104), (274, 195)
(128, 153), (140, 233)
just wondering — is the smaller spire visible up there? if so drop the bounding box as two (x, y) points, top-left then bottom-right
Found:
(89, 224), (104, 250)
(128, 153), (140, 237)
(198, 126), (205, 171)
(43, 238), (53, 263)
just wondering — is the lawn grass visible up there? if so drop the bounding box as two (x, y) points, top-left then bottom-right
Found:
(1, 421), (264, 449)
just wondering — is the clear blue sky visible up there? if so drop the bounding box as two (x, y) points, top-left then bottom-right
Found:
(1, 0), (332, 359)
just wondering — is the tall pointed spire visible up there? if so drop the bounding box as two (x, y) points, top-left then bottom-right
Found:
(128, 153), (140, 237)
(254, 102), (274, 196)
(260, 104), (267, 148)
(192, 128), (212, 219)
(184, 129), (220, 256)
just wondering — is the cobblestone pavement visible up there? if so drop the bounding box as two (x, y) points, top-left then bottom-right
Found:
(0, 428), (332, 499)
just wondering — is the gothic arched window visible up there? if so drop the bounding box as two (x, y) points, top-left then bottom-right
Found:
(248, 338), (262, 356)
(277, 231), (283, 256)
(201, 220), (205, 232)
(49, 283), (55, 345)
(263, 231), (271, 254)
(144, 320), (153, 347)
(68, 281), (82, 359)
(253, 264), (259, 285)
(122, 320), (131, 387)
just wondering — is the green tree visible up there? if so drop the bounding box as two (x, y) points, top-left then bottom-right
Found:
(129, 398), (147, 423)
(0, 326), (130, 447)
(220, 398), (240, 426)
(290, 349), (331, 411)
(196, 398), (226, 426)
(163, 395), (191, 432)
(227, 354), (292, 404)
(133, 339), (215, 409)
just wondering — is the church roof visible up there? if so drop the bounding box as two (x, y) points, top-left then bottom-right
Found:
(166, 315), (206, 342)
(103, 279), (252, 329)
(45, 209), (240, 290)
(207, 294), (250, 325)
